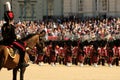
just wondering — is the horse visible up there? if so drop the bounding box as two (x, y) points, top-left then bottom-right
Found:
(0, 32), (45, 80)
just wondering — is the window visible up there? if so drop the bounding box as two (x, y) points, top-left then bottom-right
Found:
(101, 0), (107, 11)
(18, 0), (36, 20)
(47, 0), (54, 16)
(78, 0), (83, 11)
(25, 2), (32, 17)
(95, 0), (97, 11)
(19, 4), (24, 18)
(31, 4), (35, 19)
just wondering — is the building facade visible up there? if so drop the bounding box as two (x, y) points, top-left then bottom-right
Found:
(0, 0), (120, 21)
(63, 0), (120, 18)
(0, 0), (63, 20)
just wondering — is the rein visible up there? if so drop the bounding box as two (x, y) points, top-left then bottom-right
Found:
(25, 34), (44, 50)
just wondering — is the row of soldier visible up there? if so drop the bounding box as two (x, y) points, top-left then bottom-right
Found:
(30, 39), (120, 67)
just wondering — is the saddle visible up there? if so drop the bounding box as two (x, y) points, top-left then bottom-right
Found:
(7, 47), (18, 58)
(5, 41), (26, 58)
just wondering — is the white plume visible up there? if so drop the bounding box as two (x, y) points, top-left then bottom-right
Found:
(5, 1), (11, 11)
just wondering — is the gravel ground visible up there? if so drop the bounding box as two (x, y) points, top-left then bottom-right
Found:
(0, 62), (120, 80)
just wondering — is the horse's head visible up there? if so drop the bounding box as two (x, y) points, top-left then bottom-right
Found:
(35, 30), (46, 46)
(38, 30), (46, 48)
(21, 33), (42, 49)
(37, 30), (46, 38)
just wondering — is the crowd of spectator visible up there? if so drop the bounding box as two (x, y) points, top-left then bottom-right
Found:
(0, 16), (120, 42)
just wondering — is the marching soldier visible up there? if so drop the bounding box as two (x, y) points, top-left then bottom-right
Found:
(98, 44), (107, 66)
(64, 43), (72, 66)
(83, 43), (92, 65)
(72, 44), (78, 65)
(58, 45), (65, 64)
(77, 44), (85, 67)
(112, 45), (120, 66)
(106, 43), (114, 67)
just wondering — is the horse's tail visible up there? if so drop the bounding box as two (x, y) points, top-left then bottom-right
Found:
(0, 46), (5, 70)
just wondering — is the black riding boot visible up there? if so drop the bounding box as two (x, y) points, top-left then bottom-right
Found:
(20, 51), (29, 67)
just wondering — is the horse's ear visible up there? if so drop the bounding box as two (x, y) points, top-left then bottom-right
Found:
(39, 30), (46, 37)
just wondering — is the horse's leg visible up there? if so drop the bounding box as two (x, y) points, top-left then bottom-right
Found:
(13, 68), (19, 80)
(0, 55), (4, 70)
(20, 67), (26, 80)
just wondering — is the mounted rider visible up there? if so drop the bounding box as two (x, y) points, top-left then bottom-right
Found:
(1, 2), (29, 67)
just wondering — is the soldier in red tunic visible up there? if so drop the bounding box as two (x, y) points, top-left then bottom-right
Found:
(58, 45), (65, 64)
(76, 44), (85, 67)
(36, 38), (45, 65)
(55, 44), (60, 63)
(49, 42), (56, 66)
(98, 44), (107, 66)
(64, 42), (72, 66)
(112, 44), (120, 66)
(83, 43), (92, 65)
(44, 42), (51, 63)
(90, 45), (99, 67)
(106, 43), (114, 67)
(72, 43), (78, 65)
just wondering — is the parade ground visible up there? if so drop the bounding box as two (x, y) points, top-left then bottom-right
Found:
(0, 62), (120, 80)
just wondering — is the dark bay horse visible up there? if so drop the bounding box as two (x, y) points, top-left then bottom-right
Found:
(0, 32), (45, 80)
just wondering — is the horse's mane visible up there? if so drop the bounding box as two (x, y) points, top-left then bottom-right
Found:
(21, 34), (37, 41)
